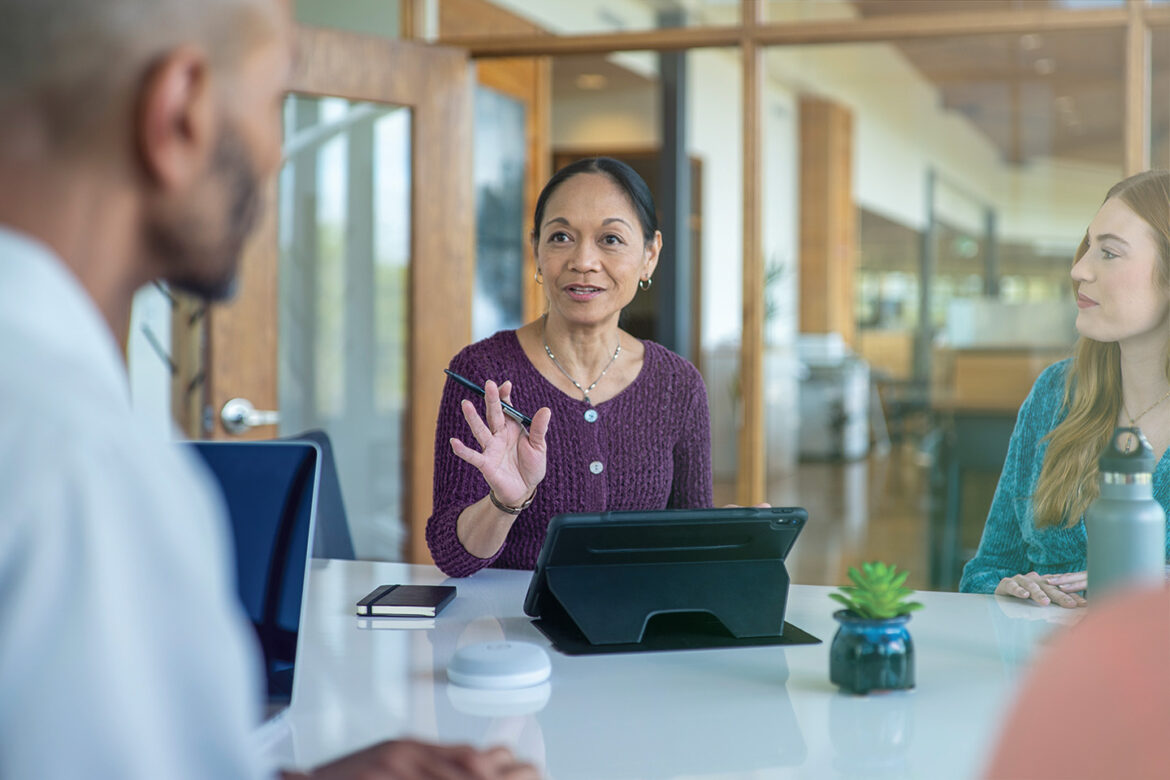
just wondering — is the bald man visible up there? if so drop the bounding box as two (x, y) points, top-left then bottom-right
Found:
(0, 2), (535, 779)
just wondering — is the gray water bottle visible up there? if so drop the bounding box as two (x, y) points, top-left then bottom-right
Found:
(1085, 427), (1166, 600)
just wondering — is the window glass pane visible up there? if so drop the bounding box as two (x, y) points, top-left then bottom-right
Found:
(279, 95), (413, 560)
(473, 87), (527, 339)
(770, 31), (1123, 585)
(688, 48), (744, 502)
(771, 31), (1122, 393)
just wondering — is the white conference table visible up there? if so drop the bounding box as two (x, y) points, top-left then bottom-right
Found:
(271, 559), (1082, 779)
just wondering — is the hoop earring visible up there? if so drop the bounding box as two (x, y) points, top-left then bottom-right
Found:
(638, 277), (652, 291)
(534, 267), (543, 285)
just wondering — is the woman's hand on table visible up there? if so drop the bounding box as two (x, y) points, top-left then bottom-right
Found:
(450, 379), (552, 507)
(995, 571), (1087, 608)
(1044, 570), (1088, 594)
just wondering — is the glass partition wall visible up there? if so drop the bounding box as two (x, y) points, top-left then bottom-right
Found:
(439, 0), (1165, 512)
(211, 0), (1168, 571)
(420, 0), (1170, 585)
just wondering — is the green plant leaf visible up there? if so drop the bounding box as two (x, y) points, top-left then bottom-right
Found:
(831, 561), (923, 619)
(847, 568), (865, 588)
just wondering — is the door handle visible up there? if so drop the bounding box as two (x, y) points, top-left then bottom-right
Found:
(220, 397), (280, 435)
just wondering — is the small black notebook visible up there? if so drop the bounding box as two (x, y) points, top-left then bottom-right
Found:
(356, 584), (456, 617)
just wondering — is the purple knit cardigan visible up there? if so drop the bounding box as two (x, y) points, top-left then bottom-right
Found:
(425, 330), (714, 577)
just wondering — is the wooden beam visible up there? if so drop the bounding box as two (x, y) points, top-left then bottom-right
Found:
(753, 7), (1129, 45)
(439, 7), (1133, 59)
(399, 0), (418, 40)
(1124, 0), (1150, 175)
(442, 24), (738, 57)
(737, 0), (765, 506)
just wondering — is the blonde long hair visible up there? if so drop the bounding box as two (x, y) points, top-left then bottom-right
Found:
(1032, 170), (1170, 527)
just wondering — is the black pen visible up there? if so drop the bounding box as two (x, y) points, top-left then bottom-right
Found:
(444, 369), (534, 427)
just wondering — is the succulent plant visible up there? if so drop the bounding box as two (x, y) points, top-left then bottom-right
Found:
(830, 561), (924, 620)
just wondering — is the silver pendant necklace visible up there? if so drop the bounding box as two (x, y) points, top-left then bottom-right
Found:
(1121, 387), (1170, 452)
(542, 317), (621, 404)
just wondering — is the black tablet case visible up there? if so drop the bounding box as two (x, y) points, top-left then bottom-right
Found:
(524, 507), (820, 654)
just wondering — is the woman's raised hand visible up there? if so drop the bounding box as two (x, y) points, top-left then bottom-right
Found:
(994, 571), (1087, 608)
(449, 379), (552, 507)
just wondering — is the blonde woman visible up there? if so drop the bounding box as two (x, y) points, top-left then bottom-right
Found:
(960, 170), (1170, 606)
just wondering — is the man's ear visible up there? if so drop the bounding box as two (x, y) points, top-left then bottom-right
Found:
(134, 46), (215, 190)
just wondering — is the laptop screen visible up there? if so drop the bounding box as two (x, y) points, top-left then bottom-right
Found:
(188, 440), (321, 711)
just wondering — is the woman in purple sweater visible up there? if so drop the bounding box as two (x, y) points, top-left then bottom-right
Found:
(425, 157), (714, 577)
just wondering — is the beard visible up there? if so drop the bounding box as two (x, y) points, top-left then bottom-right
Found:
(146, 122), (263, 301)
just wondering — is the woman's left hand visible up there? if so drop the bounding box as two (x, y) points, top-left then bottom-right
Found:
(994, 571), (1087, 608)
(1044, 570), (1088, 594)
(450, 379), (552, 506)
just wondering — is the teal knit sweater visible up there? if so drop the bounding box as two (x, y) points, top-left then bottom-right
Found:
(959, 358), (1170, 593)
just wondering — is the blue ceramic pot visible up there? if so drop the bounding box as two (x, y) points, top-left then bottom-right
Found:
(829, 610), (914, 695)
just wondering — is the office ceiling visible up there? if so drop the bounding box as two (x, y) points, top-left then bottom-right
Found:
(852, 0), (1168, 167)
(548, 0), (1167, 168)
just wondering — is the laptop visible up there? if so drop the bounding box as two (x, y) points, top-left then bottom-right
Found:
(187, 440), (322, 730)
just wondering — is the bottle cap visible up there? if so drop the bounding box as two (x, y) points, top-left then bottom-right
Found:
(1100, 426), (1156, 475)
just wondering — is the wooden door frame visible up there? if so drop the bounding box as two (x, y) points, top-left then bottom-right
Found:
(185, 27), (473, 564)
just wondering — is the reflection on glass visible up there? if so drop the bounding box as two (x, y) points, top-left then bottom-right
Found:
(473, 87), (526, 340)
(829, 691), (914, 777)
(984, 595), (1082, 674)
(278, 94), (412, 560)
(538, 654), (804, 777)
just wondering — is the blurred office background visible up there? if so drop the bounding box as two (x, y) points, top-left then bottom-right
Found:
(125, 0), (1170, 590)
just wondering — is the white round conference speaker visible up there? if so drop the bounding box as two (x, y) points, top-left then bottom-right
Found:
(446, 680), (552, 717)
(447, 641), (552, 689)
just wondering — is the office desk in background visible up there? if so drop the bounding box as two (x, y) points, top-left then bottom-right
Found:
(273, 560), (1081, 779)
